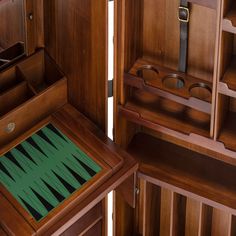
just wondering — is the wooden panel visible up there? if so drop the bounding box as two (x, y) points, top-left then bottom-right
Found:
(61, 202), (102, 236)
(0, 0), (25, 49)
(144, 182), (161, 236)
(160, 189), (174, 236)
(0, 228), (7, 236)
(114, 190), (135, 236)
(0, 192), (35, 236)
(82, 220), (102, 236)
(44, 0), (107, 131)
(185, 198), (202, 236)
(172, 194), (186, 236)
(115, 173), (136, 208)
(211, 209), (232, 236)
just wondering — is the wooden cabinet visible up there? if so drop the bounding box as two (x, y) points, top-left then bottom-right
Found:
(1, 0), (236, 235)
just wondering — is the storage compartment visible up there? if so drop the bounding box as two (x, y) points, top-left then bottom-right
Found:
(0, 50), (67, 147)
(0, 42), (25, 70)
(222, 0), (236, 34)
(128, 132), (236, 209)
(0, 65), (25, 94)
(217, 94), (236, 151)
(0, 82), (34, 116)
(18, 50), (64, 93)
(118, 0), (217, 138)
(218, 31), (236, 94)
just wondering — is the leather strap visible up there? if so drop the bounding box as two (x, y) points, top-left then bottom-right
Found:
(178, 0), (189, 73)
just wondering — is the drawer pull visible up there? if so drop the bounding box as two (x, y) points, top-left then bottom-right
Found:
(5, 122), (16, 133)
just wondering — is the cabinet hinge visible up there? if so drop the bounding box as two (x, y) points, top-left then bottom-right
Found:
(108, 80), (113, 98)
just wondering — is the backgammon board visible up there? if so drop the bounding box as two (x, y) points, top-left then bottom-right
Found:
(0, 123), (102, 221)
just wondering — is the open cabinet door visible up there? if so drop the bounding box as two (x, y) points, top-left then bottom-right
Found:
(0, 0), (138, 235)
(44, 0), (108, 132)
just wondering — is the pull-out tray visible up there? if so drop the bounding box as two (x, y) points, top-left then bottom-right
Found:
(0, 104), (137, 235)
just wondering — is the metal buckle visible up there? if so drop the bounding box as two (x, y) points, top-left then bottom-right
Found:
(178, 6), (189, 23)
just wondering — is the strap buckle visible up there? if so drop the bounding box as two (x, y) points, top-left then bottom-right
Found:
(178, 6), (189, 23)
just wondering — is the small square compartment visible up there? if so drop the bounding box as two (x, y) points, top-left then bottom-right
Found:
(0, 42), (25, 70)
(18, 50), (65, 93)
(219, 32), (236, 93)
(0, 66), (25, 94)
(217, 94), (236, 152)
(0, 82), (34, 117)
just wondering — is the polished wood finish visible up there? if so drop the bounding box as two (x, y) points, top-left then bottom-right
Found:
(44, 0), (108, 131)
(0, 50), (67, 147)
(3, 0), (236, 235)
(0, 0), (25, 49)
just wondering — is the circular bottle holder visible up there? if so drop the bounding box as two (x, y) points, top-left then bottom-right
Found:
(189, 83), (212, 101)
(136, 65), (159, 81)
(162, 74), (185, 90)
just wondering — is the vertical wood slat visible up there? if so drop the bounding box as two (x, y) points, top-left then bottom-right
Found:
(211, 209), (232, 236)
(172, 194), (187, 236)
(185, 198), (203, 236)
(159, 189), (174, 236)
(143, 182), (161, 236)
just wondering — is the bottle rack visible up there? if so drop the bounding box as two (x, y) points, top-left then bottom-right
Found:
(117, 0), (217, 139)
(115, 0), (236, 162)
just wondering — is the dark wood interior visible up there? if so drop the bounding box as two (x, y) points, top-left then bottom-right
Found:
(2, 0), (236, 235)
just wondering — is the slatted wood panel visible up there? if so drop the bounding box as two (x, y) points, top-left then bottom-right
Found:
(138, 180), (236, 236)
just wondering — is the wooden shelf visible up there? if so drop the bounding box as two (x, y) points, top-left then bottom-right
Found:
(218, 111), (236, 152)
(219, 56), (236, 97)
(223, 3), (236, 34)
(119, 90), (210, 137)
(128, 132), (236, 210)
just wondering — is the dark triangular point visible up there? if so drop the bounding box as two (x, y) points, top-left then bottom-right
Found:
(0, 162), (15, 182)
(37, 130), (58, 150)
(16, 145), (37, 165)
(19, 196), (43, 221)
(73, 155), (96, 177)
(52, 170), (76, 194)
(5, 152), (26, 173)
(63, 162), (86, 185)
(31, 187), (54, 212)
(41, 178), (65, 202)
(27, 137), (46, 157)
(47, 124), (68, 142)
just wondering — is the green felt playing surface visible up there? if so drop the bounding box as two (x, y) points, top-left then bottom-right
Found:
(0, 124), (102, 221)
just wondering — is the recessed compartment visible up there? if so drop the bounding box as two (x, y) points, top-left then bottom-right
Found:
(0, 50), (67, 147)
(0, 65), (25, 94)
(0, 42), (25, 70)
(218, 31), (236, 95)
(18, 50), (64, 93)
(0, 82), (34, 117)
(217, 94), (236, 152)
(118, 0), (217, 137)
(222, 0), (236, 34)
(128, 132), (236, 209)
